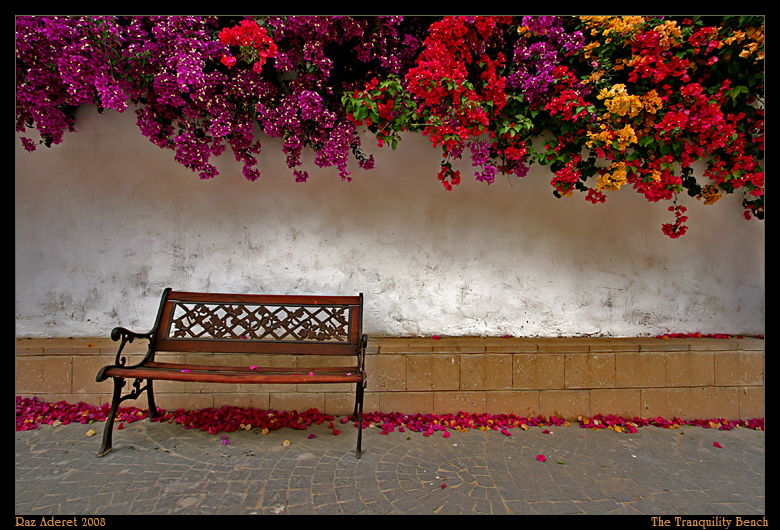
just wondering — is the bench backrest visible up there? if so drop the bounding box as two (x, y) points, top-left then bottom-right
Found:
(150, 289), (364, 356)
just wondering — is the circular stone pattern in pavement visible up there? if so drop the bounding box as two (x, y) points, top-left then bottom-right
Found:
(16, 418), (765, 515)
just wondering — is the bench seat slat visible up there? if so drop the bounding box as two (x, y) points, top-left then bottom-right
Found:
(100, 363), (364, 385)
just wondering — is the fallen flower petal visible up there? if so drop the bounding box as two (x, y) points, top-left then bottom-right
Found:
(713, 441), (722, 448)
(332, 429), (340, 435)
(86, 429), (96, 437)
(307, 433), (315, 439)
(282, 439), (291, 446)
(309, 372), (314, 376)
(249, 365), (258, 371)
(181, 369), (190, 373)
(441, 483), (446, 489)
(432, 335), (440, 340)
(537, 454), (546, 462)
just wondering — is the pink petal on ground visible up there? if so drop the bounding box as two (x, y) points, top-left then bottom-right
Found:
(536, 454), (546, 462)
(714, 441), (722, 448)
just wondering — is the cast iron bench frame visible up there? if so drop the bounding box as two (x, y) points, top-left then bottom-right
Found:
(95, 288), (368, 458)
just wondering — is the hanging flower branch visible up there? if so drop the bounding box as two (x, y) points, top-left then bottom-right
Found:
(16, 16), (763, 238)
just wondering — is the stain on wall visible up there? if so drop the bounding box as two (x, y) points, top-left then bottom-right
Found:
(15, 106), (764, 338)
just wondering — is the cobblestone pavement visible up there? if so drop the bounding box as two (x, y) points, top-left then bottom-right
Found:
(16, 418), (764, 515)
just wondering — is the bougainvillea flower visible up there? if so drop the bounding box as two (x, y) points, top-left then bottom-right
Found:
(713, 441), (722, 448)
(307, 433), (315, 439)
(220, 55), (237, 69)
(181, 369), (190, 373)
(249, 365), (258, 370)
(537, 455), (546, 462)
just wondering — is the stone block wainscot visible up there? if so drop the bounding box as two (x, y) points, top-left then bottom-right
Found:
(15, 336), (764, 421)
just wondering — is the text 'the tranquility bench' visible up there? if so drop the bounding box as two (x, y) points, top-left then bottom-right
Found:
(95, 288), (368, 458)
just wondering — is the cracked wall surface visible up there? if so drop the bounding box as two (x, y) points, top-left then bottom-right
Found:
(15, 106), (764, 339)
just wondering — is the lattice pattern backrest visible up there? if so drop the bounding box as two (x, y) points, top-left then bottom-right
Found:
(167, 301), (351, 343)
(150, 291), (362, 354)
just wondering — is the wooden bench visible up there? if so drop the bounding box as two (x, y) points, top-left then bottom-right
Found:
(95, 288), (368, 458)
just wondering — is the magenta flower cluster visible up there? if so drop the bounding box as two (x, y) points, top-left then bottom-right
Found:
(508, 16), (588, 107)
(16, 16), (421, 182)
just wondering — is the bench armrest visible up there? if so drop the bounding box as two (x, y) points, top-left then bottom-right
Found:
(111, 326), (152, 343)
(110, 326), (154, 367)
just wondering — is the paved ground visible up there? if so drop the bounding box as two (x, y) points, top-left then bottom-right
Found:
(16, 418), (764, 515)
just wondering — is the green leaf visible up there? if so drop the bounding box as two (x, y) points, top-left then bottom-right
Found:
(639, 135), (655, 148)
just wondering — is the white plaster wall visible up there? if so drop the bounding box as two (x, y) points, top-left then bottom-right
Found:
(15, 105), (764, 338)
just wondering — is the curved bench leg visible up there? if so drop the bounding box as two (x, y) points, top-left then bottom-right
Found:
(97, 377), (123, 457)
